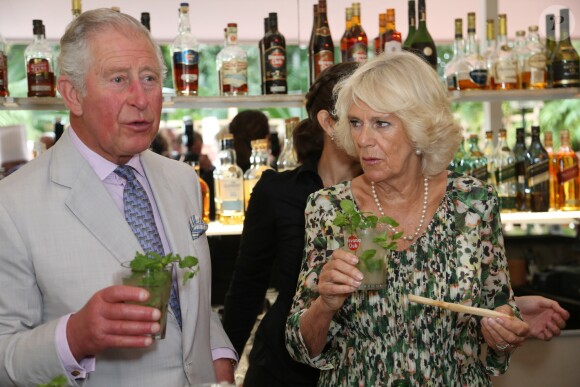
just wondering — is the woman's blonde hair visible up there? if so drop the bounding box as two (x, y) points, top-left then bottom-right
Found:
(333, 51), (462, 176)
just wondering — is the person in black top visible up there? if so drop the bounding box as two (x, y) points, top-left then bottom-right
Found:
(221, 62), (361, 387)
(229, 110), (270, 172)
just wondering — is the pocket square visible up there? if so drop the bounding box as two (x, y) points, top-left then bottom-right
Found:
(189, 215), (208, 240)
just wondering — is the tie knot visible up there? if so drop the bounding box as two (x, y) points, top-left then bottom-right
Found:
(114, 165), (137, 182)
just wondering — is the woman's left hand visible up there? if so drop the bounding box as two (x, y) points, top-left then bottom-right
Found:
(481, 304), (530, 353)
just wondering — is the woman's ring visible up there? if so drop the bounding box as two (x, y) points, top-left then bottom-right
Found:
(496, 342), (510, 351)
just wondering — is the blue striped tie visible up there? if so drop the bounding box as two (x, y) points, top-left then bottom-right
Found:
(115, 165), (182, 329)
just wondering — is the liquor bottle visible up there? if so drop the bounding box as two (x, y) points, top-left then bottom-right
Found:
(141, 12), (151, 32)
(25, 20), (56, 97)
(482, 19), (497, 90)
(277, 117), (299, 172)
(217, 23), (248, 96)
(340, 7), (352, 62)
(449, 137), (468, 174)
(72, 0), (82, 19)
(111, 6), (120, 12)
(492, 14), (518, 90)
(493, 128), (517, 212)
(556, 130), (580, 210)
(543, 131), (559, 210)
(545, 14), (557, 88)
(409, 0), (437, 70)
(521, 25), (547, 89)
(466, 134), (487, 182)
(482, 130), (495, 184)
(54, 116), (64, 143)
(513, 128), (532, 211)
(181, 116), (194, 152)
(374, 13), (386, 55)
(309, 0), (334, 84)
(214, 134), (244, 224)
(263, 12), (287, 94)
(259, 16), (269, 94)
(186, 161), (211, 224)
(513, 30), (528, 89)
(381, 9), (402, 55)
(172, 3), (199, 96)
(403, 0), (416, 50)
(346, 2), (367, 64)
(0, 32), (8, 97)
(444, 18), (464, 91)
(308, 3), (319, 84)
(243, 139), (272, 210)
(459, 12), (487, 90)
(527, 125), (550, 212)
(552, 8), (580, 88)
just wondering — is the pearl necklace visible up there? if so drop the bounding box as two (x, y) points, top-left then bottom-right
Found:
(370, 177), (429, 242)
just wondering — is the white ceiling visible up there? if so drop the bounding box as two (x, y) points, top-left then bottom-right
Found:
(1, 0), (579, 45)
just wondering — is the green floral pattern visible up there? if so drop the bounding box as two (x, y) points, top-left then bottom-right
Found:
(286, 172), (518, 386)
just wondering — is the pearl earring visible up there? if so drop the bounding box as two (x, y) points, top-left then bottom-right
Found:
(415, 149), (422, 156)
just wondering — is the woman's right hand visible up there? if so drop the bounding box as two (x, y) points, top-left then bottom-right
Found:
(316, 248), (363, 313)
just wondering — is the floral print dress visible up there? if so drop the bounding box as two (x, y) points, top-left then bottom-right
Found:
(286, 172), (518, 386)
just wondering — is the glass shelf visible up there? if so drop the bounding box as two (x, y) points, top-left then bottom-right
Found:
(448, 87), (580, 103)
(500, 211), (580, 225)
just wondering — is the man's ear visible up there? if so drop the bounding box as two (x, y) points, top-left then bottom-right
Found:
(57, 76), (83, 116)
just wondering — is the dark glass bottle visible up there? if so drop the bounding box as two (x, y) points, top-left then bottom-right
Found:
(403, 0), (416, 50)
(466, 134), (488, 182)
(346, 2), (367, 63)
(513, 128), (532, 211)
(374, 13), (386, 55)
(409, 0), (437, 70)
(263, 12), (287, 94)
(552, 8), (580, 88)
(54, 117), (64, 143)
(141, 12), (151, 32)
(340, 6), (352, 62)
(545, 14), (556, 88)
(527, 126), (550, 212)
(259, 16), (269, 94)
(309, 0), (334, 85)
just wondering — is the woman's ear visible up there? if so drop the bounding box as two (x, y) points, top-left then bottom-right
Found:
(316, 109), (336, 138)
(57, 76), (83, 116)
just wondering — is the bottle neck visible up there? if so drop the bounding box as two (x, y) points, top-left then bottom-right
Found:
(179, 9), (192, 33)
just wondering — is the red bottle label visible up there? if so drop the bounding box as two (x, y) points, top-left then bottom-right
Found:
(347, 234), (361, 251)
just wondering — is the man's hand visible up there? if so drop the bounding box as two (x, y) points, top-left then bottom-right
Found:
(213, 358), (235, 384)
(66, 286), (162, 361)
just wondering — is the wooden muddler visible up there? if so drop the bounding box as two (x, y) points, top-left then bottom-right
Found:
(407, 294), (514, 319)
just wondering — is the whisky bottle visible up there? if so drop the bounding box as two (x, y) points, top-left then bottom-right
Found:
(482, 19), (497, 90)
(259, 17), (269, 94)
(340, 7), (352, 62)
(263, 12), (287, 94)
(522, 26), (547, 89)
(444, 18), (464, 91)
(374, 13), (386, 55)
(543, 131), (559, 210)
(141, 12), (151, 32)
(466, 134), (487, 182)
(459, 12), (487, 90)
(309, 0), (334, 84)
(243, 139), (272, 210)
(556, 130), (580, 210)
(483, 130), (495, 184)
(493, 128), (517, 212)
(492, 14), (518, 90)
(187, 161), (210, 224)
(381, 9), (402, 55)
(449, 137), (468, 174)
(409, 0), (437, 70)
(552, 8), (580, 88)
(71, 0), (82, 19)
(217, 23), (248, 96)
(214, 134), (244, 224)
(0, 32), (8, 97)
(527, 126), (550, 212)
(513, 128), (531, 211)
(545, 14), (557, 88)
(172, 3), (200, 96)
(403, 0), (416, 50)
(346, 2), (367, 64)
(25, 20), (56, 97)
(54, 116), (64, 143)
(277, 117), (299, 172)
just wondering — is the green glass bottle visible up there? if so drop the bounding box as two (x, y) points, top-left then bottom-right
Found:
(409, 0), (437, 70)
(552, 8), (580, 88)
(528, 125), (550, 212)
(402, 0), (416, 50)
(467, 134), (488, 182)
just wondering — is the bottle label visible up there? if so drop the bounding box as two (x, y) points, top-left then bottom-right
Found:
(314, 50), (334, 77)
(221, 60), (248, 88)
(28, 58), (50, 75)
(558, 164), (579, 184)
(495, 164), (516, 184)
(528, 159), (549, 187)
(27, 58), (55, 97)
(383, 40), (402, 53)
(218, 178), (243, 212)
(469, 69), (488, 87)
(173, 50), (199, 66)
(495, 61), (517, 83)
(265, 47), (287, 80)
(471, 165), (488, 182)
(316, 26), (331, 37)
(553, 60), (580, 86)
(348, 43), (367, 63)
(446, 74), (458, 90)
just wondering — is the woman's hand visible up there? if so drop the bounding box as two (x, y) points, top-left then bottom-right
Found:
(516, 295), (570, 340)
(316, 248), (363, 313)
(481, 304), (530, 353)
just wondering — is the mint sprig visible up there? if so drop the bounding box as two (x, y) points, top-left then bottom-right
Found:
(129, 251), (200, 285)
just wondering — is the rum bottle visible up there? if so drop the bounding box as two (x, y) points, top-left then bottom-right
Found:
(277, 117), (299, 172)
(340, 7), (352, 62)
(493, 128), (517, 212)
(346, 2), (367, 64)
(263, 12), (287, 94)
(492, 14), (518, 90)
(309, 0), (334, 84)
(308, 3), (319, 83)
(0, 32), (8, 97)
(403, 0), (416, 50)
(172, 3), (200, 96)
(444, 18), (464, 91)
(544, 131), (559, 210)
(552, 8), (580, 88)
(214, 134), (244, 224)
(527, 125), (550, 212)
(381, 9), (402, 55)
(409, 0), (437, 70)
(513, 128), (532, 211)
(25, 20), (56, 97)
(374, 13), (386, 55)
(187, 161), (210, 224)
(259, 17), (269, 94)
(556, 130), (580, 210)
(217, 23), (248, 96)
(522, 25), (547, 89)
